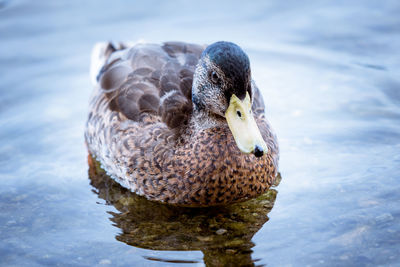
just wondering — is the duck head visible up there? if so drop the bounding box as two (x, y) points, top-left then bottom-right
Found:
(192, 41), (268, 158)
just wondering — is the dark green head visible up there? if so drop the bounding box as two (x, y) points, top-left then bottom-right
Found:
(191, 42), (267, 157)
(192, 41), (252, 118)
(203, 41), (251, 100)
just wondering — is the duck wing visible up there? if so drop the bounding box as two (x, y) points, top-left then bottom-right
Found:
(93, 41), (205, 129)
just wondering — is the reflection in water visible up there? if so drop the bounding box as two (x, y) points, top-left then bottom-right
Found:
(88, 155), (280, 266)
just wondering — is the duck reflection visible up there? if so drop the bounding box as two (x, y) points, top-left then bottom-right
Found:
(88, 155), (280, 266)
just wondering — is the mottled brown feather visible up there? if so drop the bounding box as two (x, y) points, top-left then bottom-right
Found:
(85, 41), (279, 206)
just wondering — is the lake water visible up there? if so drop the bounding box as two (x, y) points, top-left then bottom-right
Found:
(1, 0), (399, 266)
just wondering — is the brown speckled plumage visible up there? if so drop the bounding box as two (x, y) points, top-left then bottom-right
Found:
(85, 41), (279, 206)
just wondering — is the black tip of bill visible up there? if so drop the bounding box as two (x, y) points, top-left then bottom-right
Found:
(253, 145), (264, 158)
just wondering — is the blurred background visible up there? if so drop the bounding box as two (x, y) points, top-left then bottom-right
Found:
(0, 0), (399, 266)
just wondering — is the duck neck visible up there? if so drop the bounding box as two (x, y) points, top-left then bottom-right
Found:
(189, 108), (227, 133)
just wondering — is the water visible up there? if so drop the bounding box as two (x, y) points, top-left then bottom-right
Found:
(1, 0), (399, 266)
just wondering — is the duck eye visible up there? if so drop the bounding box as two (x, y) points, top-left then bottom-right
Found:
(210, 71), (220, 85)
(237, 110), (242, 118)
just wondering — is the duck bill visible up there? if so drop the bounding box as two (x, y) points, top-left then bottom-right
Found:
(225, 92), (268, 156)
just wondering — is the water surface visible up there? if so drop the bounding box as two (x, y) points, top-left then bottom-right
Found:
(1, 0), (400, 266)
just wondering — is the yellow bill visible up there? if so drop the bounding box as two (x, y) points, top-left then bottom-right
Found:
(225, 92), (268, 157)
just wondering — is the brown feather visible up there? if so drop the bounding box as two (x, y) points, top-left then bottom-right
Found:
(85, 41), (279, 206)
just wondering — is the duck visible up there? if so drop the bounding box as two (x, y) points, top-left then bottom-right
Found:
(85, 41), (279, 206)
